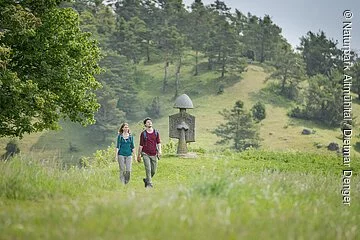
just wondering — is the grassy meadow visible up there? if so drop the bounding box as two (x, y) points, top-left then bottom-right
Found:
(1, 149), (359, 240)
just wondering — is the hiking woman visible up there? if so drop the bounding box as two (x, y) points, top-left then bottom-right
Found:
(116, 123), (135, 184)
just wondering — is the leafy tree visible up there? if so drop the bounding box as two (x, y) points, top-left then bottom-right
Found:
(205, 1), (246, 78)
(157, 0), (187, 29)
(113, 16), (148, 64)
(62, 0), (104, 14)
(0, 2), (102, 138)
(266, 43), (306, 100)
(138, 0), (162, 62)
(90, 83), (126, 142)
(114, 0), (141, 21)
(242, 14), (282, 63)
(145, 96), (161, 119)
(154, 25), (184, 92)
(187, 0), (210, 76)
(298, 31), (342, 77)
(97, 51), (141, 120)
(174, 55), (183, 98)
(65, 0), (116, 49)
(232, 9), (247, 38)
(290, 71), (343, 127)
(89, 5), (117, 49)
(213, 100), (260, 151)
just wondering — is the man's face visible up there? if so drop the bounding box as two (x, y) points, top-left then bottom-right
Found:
(145, 120), (152, 128)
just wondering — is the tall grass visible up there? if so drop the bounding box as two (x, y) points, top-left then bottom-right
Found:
(0, 150), (359, 240)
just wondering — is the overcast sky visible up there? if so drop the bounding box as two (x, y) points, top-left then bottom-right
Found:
(183, 0), (360, 53)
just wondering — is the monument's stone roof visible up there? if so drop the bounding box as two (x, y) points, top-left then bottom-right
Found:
(174, 94), (194, 109)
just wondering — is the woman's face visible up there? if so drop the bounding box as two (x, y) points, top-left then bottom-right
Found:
(123, 124), (129, 133)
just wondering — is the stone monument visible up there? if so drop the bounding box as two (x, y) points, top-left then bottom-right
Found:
(169, 94), (196, 156)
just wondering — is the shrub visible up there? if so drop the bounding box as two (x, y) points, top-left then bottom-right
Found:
(251, 102), (266, 122)
(2, 139), (20, 160)
(92, 143), (116, 168)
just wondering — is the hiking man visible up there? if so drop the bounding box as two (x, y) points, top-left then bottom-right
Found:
(137, 117), (162, 188)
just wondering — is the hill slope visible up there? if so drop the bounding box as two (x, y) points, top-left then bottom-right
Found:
(1, 62), (359, 162)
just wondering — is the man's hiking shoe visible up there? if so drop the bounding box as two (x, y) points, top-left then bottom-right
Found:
(143, 178), (153, 188)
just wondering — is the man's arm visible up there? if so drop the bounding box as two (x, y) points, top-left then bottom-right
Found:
(137, 145), (143, 162)
(156, 132), (162, 157)
(157, 143), (162, 157)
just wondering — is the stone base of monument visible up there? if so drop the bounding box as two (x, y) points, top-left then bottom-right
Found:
(176, 152), (198, 158)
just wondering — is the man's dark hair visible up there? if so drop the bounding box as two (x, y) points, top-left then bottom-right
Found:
(143, 117), (152, 125)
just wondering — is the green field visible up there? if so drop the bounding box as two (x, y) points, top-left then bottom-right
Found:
(1, 149), (359, 240)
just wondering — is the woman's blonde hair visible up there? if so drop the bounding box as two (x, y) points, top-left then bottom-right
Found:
(118, 123), (131, 134)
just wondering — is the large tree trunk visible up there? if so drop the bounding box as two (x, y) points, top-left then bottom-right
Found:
(146, 40), (150, 62)
(221, 56), (226, 78)
(208, 57), (214, 70)
(281, 69), (288, 94)
(162, 59), (169, 93)
(194, 50), (198, 76)
(260, 37), (265, 63)
(175, 58), (182, 98)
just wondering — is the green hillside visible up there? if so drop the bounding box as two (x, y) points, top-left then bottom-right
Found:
(2, 0), (358, 164)
(1, 58), (359, 164)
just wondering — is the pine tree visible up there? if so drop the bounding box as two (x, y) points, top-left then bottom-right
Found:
(267, 43), (306, 100)
(213, 100), (260, 151)
(298, 31), (342, 77)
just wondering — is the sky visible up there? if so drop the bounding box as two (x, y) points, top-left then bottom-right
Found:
(183, 0), (360, 53)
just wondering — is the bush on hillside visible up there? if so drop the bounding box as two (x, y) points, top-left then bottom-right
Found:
(251, 102), (266, 122)
(2, 139), (20, 160)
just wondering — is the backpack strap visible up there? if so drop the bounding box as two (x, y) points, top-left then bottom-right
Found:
(142, 130), (158, 149)
(143, 130), (146, 141)
(143, 129), (158, 141)
(117, 134), (122, 153)
(118, 134), (133, 153)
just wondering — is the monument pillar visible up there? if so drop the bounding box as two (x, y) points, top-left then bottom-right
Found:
(169, 94), (196, 157)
